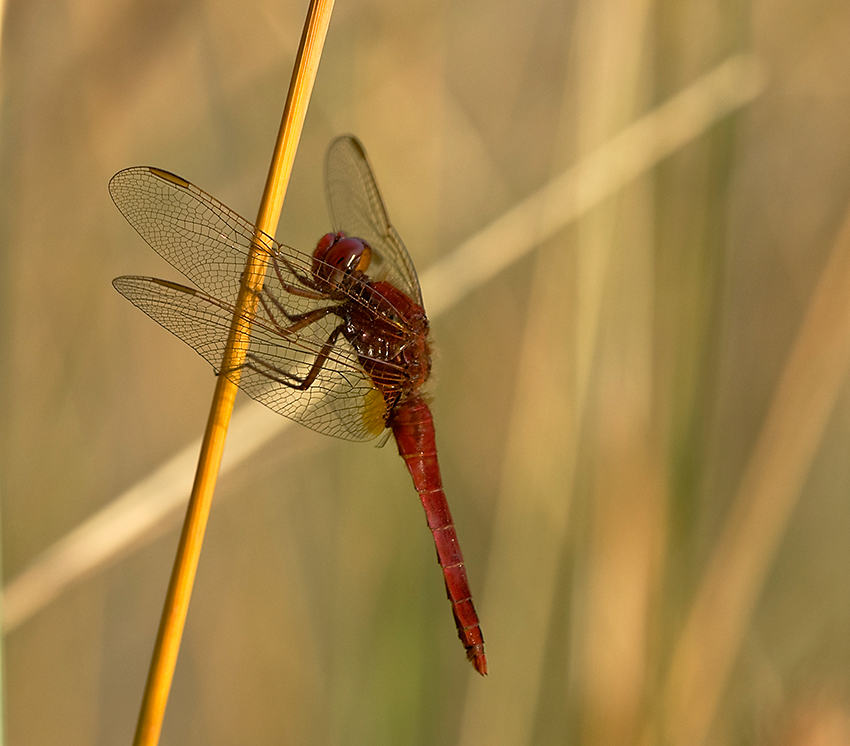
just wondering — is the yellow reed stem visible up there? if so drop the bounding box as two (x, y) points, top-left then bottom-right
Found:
(132, 2), (335, 744)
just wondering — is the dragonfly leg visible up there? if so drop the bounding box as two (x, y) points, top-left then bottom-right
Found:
(258, 284), (332, 326)
(222, 324), (345, 391)
(270, 253), (326, 297)
(257, 293), (339, 337)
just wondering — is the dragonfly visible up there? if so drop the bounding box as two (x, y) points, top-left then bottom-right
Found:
(111, 135), (487, 675)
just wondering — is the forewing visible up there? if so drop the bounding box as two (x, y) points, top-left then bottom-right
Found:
(109, 167), (286, 304)
(113, 276), (388, 442)
(325, 136), (423, 305)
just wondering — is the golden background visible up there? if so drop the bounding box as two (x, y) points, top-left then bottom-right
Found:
(1, 0), (849, 744)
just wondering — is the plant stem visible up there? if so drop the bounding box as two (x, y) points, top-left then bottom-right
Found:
(132, 2), (335, 744)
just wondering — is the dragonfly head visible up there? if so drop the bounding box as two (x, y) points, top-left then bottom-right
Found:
(313, 232), (372, 289)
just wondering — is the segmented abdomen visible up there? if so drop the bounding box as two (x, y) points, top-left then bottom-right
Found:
(389, 395), (487, 675)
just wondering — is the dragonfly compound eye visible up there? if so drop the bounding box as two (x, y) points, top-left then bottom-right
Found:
(313, 233), (372, 286)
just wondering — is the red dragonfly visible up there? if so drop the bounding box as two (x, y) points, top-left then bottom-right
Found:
(111, 135), (486, 675)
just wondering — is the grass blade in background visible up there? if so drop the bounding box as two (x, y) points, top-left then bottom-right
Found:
(657, 201), (850, 746)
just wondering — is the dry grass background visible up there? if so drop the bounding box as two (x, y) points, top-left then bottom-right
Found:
(2, 0), (850, 745)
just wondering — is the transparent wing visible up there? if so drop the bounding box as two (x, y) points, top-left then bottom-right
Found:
(109, 166), (291, 305)
(113, 276), (389, 442)
(326, 136), (423, 305)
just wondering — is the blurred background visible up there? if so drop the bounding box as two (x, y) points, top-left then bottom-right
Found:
(2, 0), (850, 745)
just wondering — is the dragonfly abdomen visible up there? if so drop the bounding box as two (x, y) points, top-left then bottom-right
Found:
(389, 395), (487, 675)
